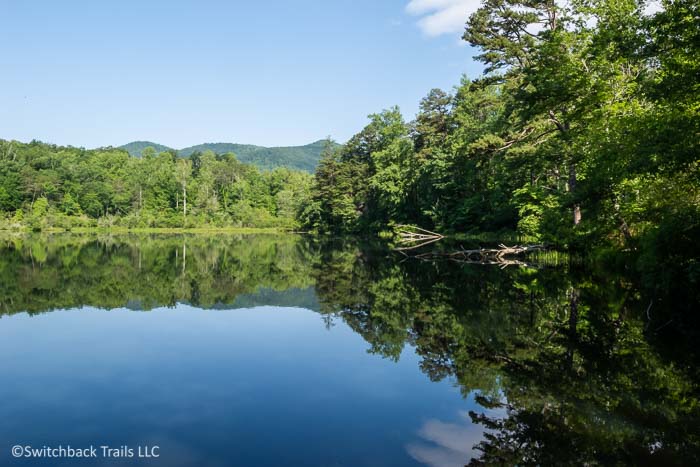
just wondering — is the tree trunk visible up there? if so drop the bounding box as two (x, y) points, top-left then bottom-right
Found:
(568, 161), (581, 225)
(182, 241), (186, 275)
(566, 288), (580, 370)
(549, 111), (581, 226)
(183, 184), (187, 220)
(613, 196), (632, 243)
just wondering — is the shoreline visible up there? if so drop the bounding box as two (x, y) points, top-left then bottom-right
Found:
(0, 227), (288, 235)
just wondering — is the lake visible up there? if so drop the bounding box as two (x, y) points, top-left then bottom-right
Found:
(0, 234), (697, 466)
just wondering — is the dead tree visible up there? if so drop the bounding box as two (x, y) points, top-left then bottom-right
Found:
(393, 225), (546, 268)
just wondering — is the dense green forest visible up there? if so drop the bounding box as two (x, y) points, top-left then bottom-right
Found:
(119, 139), (331, 172)
(1, 1), (697, 265)
(0, 141), (313, 229)
(303, 0), (698, 264)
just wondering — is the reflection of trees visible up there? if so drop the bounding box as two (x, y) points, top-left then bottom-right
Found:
(1, 234), (697, 464)
(311, 241), (700, 465)
(0, 233), (316, 314)
(466, 282), (700, 466)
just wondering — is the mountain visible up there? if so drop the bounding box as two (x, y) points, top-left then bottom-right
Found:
(118, 140), (334, 172)
(119, 141), (174, 158)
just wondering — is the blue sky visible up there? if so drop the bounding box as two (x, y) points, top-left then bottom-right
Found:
(1, 0), (483, 148)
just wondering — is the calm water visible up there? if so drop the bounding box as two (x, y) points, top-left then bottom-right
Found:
(0, 234), (697, 466)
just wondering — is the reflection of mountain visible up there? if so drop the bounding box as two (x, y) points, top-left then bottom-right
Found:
(228, 287), (320, 312)
(123, 288), (320, 312)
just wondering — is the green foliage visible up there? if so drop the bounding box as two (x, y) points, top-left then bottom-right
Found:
(304, 0), (697, 278)
(0, 140), (313, 230)
(61, 192), (82, 216)
(31, 197), (49, 217)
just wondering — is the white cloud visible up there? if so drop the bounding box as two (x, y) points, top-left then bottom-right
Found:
(406, 0), (482, 37)
(644, 0), (663, 16)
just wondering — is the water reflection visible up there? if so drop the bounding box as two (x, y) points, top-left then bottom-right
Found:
(0, 233), (697, 465)
(406, 409), (504, 467)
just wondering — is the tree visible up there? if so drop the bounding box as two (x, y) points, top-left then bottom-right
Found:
(464, 0), (587, 227)
(31, 196), (49, 218)
(61, 193), (82, 216)
(175, 159), (192, 222)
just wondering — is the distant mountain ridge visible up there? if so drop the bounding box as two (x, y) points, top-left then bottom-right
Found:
(119, 140), (334, 172)
(119, 141), (174, 157)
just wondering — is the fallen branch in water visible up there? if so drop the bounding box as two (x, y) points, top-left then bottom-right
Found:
(397, 243), (547, 268)
(395, 225), (444, 251)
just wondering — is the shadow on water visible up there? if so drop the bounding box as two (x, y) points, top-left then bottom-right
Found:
(0, 232), (698, 465)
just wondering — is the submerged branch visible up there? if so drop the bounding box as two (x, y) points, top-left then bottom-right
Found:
(396, 243), (547, 268)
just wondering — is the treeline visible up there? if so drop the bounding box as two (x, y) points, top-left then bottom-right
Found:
(0, 142), (312, 229)
(303, 0), (698, 258)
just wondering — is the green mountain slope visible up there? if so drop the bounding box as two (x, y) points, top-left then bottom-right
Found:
(119, 141), (174, 158)
(119, 140), (334, 172)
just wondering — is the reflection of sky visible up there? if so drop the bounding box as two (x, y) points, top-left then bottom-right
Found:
(406, 401), (507, 467)
(0, 305), (502, 467)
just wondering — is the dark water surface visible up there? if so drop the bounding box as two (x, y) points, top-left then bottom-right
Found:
(0, 234), (697, 466)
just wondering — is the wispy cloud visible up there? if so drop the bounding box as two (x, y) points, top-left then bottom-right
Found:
(406, 0), (481, 37)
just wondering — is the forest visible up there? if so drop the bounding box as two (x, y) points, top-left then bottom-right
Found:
(0, 142), (313, 230)
(1, 1), (697, 264)
(302, 0), (698, 298)
(307, 0), (697, 240)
